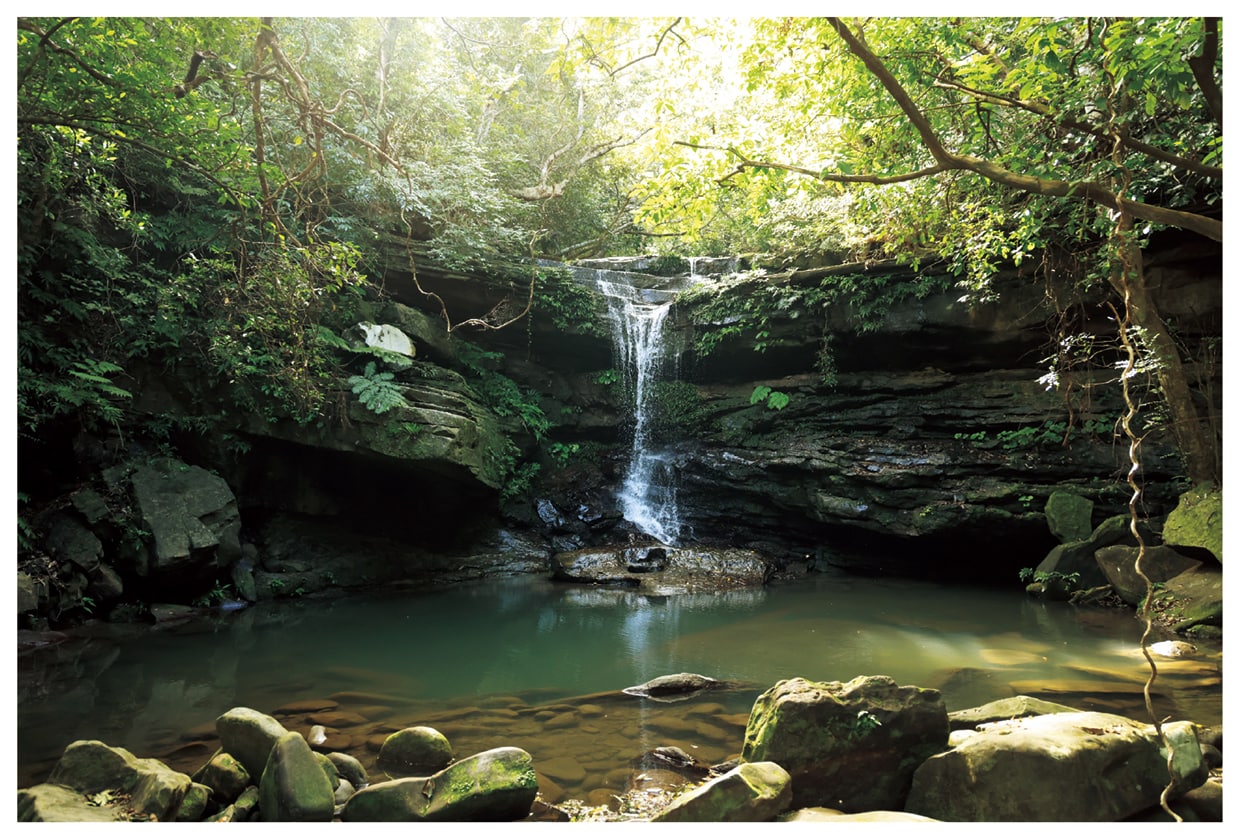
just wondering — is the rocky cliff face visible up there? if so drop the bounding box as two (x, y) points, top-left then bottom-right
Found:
(226, 245), (1212, 587)
(20, 241), (1217, 622)
(485, 248), (1213, 583)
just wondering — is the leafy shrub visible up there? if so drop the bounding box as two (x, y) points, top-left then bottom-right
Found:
(348, 362), (408, 415)
(750, 385), (790, 411)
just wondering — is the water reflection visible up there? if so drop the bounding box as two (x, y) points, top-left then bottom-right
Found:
(17, 574), (1221, 792)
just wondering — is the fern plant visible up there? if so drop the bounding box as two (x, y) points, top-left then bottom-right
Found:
(348, 362), (408, 415)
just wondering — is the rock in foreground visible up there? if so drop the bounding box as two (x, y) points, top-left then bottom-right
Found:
(906, 711), (1207, 820)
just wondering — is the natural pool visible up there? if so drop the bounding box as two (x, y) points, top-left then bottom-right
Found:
(17, 572), (1222, 805)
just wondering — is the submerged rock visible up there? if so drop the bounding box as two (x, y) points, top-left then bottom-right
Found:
(623, 673), (725, 701)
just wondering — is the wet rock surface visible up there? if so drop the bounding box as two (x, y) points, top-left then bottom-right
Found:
(552, 545), (770, 593)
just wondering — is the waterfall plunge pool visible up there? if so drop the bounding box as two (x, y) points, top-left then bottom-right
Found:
(17, 573), (1222, 804)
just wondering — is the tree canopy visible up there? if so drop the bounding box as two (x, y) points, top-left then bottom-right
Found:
(15, 15), (1222, 484)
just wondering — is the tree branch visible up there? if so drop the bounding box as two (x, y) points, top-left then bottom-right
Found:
(1186, 17), (1222, 129)
(826, 17), (1222, 243)
(931, 78), (1222, 180)
(675, 140), (949, 185)
(606, 18), (685, 77)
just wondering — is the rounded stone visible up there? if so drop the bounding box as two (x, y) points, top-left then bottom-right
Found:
(377, 726), (454, 777)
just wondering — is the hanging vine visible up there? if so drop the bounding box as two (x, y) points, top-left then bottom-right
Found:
(1104, 52), (1182, 819)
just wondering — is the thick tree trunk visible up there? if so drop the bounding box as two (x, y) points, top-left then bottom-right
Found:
(1110, 216), (1220, 487)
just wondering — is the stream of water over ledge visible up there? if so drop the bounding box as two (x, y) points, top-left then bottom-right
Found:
(17, 573), (1222, 805)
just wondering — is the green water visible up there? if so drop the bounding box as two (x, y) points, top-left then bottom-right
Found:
(17, 573), (1222, 799)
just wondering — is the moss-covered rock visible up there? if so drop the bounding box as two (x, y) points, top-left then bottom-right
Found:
(1095, 544), (1202, 606)
(946, 695), (1081, 731)
(378, 726), (454, 778)
(652, 761), (792, 822)
(192, 750), (251, 803)
(173, 782), (212, 821)
(741, 675), (948, 812)
(1044, 490), (1093, 543)
(905, 712), (1206, 821)
(257, 732), (335, 822)
(43, 739), (194, 821)
(1033, 514), (1157, 592)
(215, 707), (290, 782)
(17, 783), (127, 822)
(1147, 566), (1224, 634)
(1162, 485), (1222, 562)
(325, 752), (369, 789)
(341, 746), (538, 822)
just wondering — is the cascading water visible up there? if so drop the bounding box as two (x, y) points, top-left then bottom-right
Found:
(594, 274), (683, 545)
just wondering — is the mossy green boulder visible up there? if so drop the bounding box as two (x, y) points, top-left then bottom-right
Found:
(1163, 485), (1222, 562)
(341, 746), (537, 822)
(741, 675), (948, 812)
(257, 732), (335, 822)
(1044, 490), (1093, 542)
(378, 725), (454, 778)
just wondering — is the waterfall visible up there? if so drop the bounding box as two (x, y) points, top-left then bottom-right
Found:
(595, 275), (682, 545)
(542, 256), (732, 545)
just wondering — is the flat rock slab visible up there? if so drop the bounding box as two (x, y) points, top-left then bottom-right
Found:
(552, 546), (769, 593)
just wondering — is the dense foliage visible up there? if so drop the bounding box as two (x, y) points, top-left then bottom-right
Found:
(642, 16), (1222, 483)
(15, 16), (1223, 505)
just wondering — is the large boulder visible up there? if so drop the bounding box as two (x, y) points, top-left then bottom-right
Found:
(128, 457), (242, 580)
(1095, 544), (1202, 606)
(356, 322), (416, 358)
(1034, 514), (1157, 590)
(341, 747), (538, 822)
(257, 732), (335, 822)
(651, 761), (792, 822)
(1149, 566), (1224, 635)
(905, 712), (1207, 821)
(174, 783), (212, 821)
(215, 707), (291, 781)
(740, 675), (948, 812)
(1162, 485), (1222, 563)
(41, 739), (194, 821)
(41, 510), (104, 573)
